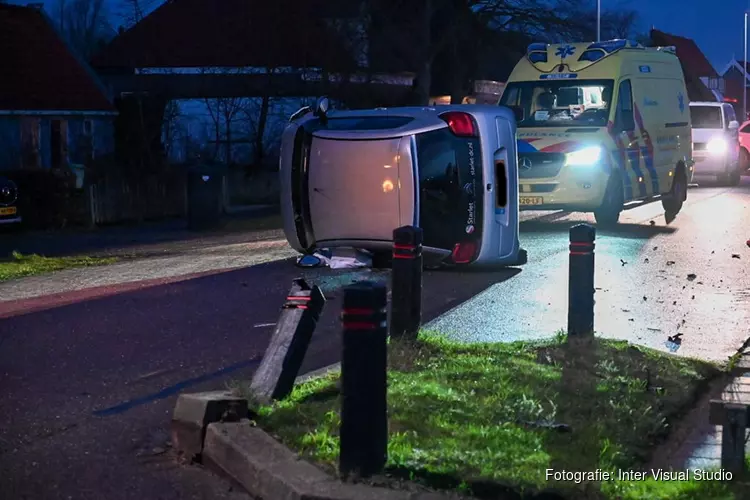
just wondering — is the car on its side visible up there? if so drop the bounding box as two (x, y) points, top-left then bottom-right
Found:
(278, 99), (526, 268)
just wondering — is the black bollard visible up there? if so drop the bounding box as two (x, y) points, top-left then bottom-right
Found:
(249, 279), (326, 404)
(339, 281), (388, 478)
(390, 225), (423, 339)
(567, 224), (596, 338)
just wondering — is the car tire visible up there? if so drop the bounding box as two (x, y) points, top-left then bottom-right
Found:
(594, 173), (624, 227)
(741, 148), (750, 173)
(728, 166), (742, 186)
(662, 166), (687, 216)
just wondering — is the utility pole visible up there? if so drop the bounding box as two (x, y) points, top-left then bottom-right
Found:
(744, 12), (748, 120)
(596, 0), (601, 42)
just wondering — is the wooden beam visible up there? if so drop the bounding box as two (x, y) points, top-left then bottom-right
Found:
(101, 73), (413, 105)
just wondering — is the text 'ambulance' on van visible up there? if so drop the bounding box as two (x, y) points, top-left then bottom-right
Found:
(499, 39), (693, 225)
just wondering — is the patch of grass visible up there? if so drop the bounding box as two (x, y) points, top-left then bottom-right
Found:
(0, 251), (117, 282)
(255, 331), (739, 499)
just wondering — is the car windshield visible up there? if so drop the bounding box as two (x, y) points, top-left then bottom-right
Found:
(499, 79), (615, 128)
(690, 106), (723, 129)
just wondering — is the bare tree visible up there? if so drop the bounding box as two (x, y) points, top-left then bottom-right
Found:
(361, 0), (641, 104)
(51, 0), (113, 59)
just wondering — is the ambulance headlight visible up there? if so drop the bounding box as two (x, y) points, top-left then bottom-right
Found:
(706, 137), (728, 155)
(564, 146), (603, 167)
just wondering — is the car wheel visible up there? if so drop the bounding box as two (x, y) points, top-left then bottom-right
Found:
(662, 167), (686, 216)
(728, 166), (742, 186)
(594, 173), (624, 227)
(741, 148), (750, 172)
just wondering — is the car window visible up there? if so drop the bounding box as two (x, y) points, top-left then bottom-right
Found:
(690, 106), (723, 129)
(415, 127), (482, 251)
(725, 105), (737, 124)
(615, 80), (635, 132)
(740, 124), (750, 133)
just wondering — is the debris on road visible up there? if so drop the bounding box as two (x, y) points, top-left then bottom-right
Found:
(666, 261), (676, 266)
(666, 332), (683, 352)
(622, 308), (631, 312)
(732, 254), (740, 259)
(643, 296), (648, 301)
(692, 295), (695, 300)
(647, 327), (661, 332)
(644, 258), (650, 263)
(673, 301), (677, 305)
(653, 246), (658, 251)
(650, 220), (656, 226)
(747, 240), (750, 248)
(621, 259), (627, 266)
(687, 273), (697, 281)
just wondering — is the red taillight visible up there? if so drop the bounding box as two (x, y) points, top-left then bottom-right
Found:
(451, 241), (478, 264)
(724, 97), (738, 103)
(439, 111), (478, 137)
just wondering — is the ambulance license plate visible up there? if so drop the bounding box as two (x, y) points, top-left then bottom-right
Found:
(520, 197), (544, 206)
(0, 207), (17, 216)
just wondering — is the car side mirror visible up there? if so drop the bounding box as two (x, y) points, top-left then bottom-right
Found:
(729, 120), (740, 130)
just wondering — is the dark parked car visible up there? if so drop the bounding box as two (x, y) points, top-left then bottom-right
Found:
(0, 176), (21, 226)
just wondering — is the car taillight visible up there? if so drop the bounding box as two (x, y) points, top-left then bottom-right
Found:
(439, 111), (478, 137)
(451, 241), (478, 264)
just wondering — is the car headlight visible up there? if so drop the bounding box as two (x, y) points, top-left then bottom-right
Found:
(706, 137), (727, 155)
(564, 146), (603, 166)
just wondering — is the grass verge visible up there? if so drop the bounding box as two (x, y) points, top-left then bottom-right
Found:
(252, 331), (747, 499)
(0, 251), (118, 282)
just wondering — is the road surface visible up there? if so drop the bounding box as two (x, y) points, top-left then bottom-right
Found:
(1, 175), (748, 499)
(431, 175), (750, 362)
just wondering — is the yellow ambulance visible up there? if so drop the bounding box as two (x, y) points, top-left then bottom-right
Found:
(499, 39), (693, 225)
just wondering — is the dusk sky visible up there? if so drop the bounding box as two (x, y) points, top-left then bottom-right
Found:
(10, 0), (750, 72)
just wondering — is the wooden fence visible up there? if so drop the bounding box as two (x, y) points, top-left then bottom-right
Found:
(87, 170), (186, 225)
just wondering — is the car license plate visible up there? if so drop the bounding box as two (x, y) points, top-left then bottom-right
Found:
(0, 207), (16, 216)
(520, 197), (544, 206)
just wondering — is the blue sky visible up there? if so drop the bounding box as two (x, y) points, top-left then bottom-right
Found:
(11, 0), (750, 72)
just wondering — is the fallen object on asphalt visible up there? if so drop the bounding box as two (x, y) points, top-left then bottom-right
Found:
(296, 248), (372, 269)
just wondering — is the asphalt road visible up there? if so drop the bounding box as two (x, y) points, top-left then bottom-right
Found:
(0, 252), (515, 499)
(431, 175), (750, 362)
(1, 175), (749, 499)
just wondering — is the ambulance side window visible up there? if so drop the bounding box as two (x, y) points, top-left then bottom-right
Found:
(615, 80), (635, 132)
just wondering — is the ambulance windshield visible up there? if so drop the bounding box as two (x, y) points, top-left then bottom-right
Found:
(499, 79), (615, 128)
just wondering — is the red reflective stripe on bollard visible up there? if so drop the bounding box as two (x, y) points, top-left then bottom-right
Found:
(342, 322), (377, 330)
(287, 295), (312, 301)
(343, 308), (375, 315)
(393, 253), (415, 259)
(570, 251), (591, 256)
(570, 242), (594, 248)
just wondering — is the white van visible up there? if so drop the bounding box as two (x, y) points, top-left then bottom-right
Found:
(278, 100), (526, 268)
(690, 102), (741, 185)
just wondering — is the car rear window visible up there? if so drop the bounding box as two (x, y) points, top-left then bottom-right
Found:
(416, 127), (482, 251)
(690, 106), (722, 129)
(322, 116), (414, 130)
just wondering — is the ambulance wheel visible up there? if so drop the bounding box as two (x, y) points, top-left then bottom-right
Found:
(662, 166), (687, 215)
(594, 173), (624, 227)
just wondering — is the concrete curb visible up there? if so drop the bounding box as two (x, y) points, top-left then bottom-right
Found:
(295, 362), (341, 385)
(202, 421), (458, 500)
(171, 388), (462, 500)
